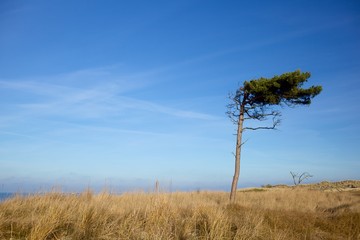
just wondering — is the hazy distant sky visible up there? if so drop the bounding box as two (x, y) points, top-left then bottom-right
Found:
(1, 0), (359, 192)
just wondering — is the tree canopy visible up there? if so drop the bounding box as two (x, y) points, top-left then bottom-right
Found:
(243, 71), (322, 105)
(228, 70), (322, 130)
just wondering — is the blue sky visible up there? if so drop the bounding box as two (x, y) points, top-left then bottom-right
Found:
(1, 0), (359, 193)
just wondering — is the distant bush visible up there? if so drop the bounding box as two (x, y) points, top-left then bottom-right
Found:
(242, 188), (267, 192)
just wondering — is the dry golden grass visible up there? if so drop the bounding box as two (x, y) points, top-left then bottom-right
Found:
(0, 187), (359, 239)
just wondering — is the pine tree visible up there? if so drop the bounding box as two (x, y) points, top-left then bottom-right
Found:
(227, 70), (322, 201)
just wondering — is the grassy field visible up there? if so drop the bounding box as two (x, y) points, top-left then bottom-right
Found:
(0, 182), (359, 239)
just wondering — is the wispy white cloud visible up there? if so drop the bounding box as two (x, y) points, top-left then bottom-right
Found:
(150, 18), (359, 73)
(0, 130), (39, 139)
(0, 66), (218, 124)
(113, 96), (218, 120)
(0, 4), (34, 18)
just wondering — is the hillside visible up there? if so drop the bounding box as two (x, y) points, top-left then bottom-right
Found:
(262, 180), (360, 191)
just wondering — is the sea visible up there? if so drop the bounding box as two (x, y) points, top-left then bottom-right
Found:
(0, 192), (16, 202)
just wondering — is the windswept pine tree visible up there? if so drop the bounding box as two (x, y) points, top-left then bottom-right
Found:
(227, 70), (322, 202)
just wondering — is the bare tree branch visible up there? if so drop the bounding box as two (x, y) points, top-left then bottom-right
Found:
(243, 125), (277, 131)
(243, 113), (281, 131)
(290, 171), (313, 186)
(238, 138), (249, 148)
(298, 172), (313, 184)
(290, 171), (297, 186)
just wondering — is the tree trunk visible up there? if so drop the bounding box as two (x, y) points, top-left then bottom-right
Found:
(229, 105), (244, 202)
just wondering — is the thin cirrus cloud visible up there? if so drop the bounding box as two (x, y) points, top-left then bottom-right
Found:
(0, 68), (218, 123)
(158, 18), (357, 71)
